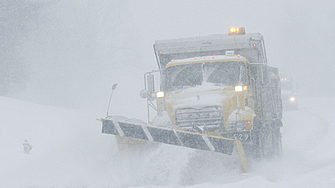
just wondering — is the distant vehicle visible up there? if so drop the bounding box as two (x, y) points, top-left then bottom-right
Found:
(280, 74), (298, 110)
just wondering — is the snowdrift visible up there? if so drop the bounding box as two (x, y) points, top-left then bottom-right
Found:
(1, 96), (335, 187)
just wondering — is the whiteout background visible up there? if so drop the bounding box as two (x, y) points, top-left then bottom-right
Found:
(1, 0), (335, 187)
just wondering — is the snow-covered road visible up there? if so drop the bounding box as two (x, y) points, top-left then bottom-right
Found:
(1, 96), (335, 187)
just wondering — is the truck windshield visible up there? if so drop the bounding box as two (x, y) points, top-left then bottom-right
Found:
(165, 61), (247, 92)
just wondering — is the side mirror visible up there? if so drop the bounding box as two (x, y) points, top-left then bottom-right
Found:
(140, 89), (149, 99)
(112, 83), (118, 90)
(147, 74), (155, 93)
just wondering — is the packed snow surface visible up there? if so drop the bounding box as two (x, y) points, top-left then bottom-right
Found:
(1, 96), (335, 187)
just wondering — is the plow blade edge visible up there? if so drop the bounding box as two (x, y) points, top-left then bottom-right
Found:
(101, 118), (248, 172)
(102, 118), (234, 155)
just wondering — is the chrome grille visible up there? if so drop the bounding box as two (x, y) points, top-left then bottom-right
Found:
(175, 106), (223, 132)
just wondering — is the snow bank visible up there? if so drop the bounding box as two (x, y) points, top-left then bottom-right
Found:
(1, 96), (335, 188)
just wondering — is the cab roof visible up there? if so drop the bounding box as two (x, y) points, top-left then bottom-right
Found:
(166, 55), (248, 68)
(154, 33), (266, 70)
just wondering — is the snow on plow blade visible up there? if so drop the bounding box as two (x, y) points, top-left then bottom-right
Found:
(100, 118), (248, 172)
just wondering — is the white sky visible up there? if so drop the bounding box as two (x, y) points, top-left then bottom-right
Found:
(17, 0), (335, 113)
(125, 0), (335, 97)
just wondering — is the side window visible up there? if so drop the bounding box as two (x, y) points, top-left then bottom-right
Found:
(240, 65), (247, 84)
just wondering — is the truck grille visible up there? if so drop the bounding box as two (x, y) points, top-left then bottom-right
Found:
(175, 106), (223, 132)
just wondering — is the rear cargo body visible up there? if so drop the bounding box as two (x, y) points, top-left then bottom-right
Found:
(154, 33), (267, 70)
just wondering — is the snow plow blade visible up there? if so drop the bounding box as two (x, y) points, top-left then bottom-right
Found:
(100, 118), (248, 172)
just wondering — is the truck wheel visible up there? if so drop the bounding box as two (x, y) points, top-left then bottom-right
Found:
(252, 117), (264, 160)
(252, 130), (265, 160)
(272, 125), (282, 157)
(268, 120), (282, 157)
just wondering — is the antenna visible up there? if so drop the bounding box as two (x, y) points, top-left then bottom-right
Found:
(106, 83), (118, 117)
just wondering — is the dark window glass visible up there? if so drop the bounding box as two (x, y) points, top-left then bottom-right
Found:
(165, 61), (246, 92)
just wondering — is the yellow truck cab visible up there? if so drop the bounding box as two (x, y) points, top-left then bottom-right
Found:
(161, 54), (255, 134)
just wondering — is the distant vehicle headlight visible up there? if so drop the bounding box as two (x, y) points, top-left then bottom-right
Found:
(290, 97), (296, 102)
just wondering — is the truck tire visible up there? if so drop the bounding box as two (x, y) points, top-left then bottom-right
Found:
(272, 120), (283, 157)
(252, 117), (264, 160)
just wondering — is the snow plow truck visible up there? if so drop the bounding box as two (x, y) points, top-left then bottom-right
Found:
(99, 27), (283, 173)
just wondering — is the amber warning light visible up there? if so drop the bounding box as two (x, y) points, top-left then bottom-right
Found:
(228, 27), (245, 35)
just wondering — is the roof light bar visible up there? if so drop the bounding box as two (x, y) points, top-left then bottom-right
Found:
(226, 51), (235, 56)
(228, 27), (245, 35)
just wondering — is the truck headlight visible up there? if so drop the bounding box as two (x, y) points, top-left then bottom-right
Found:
(235, 85), (242, 92)
(290, 97), (296, 102)
(156, 91), (164, 98)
